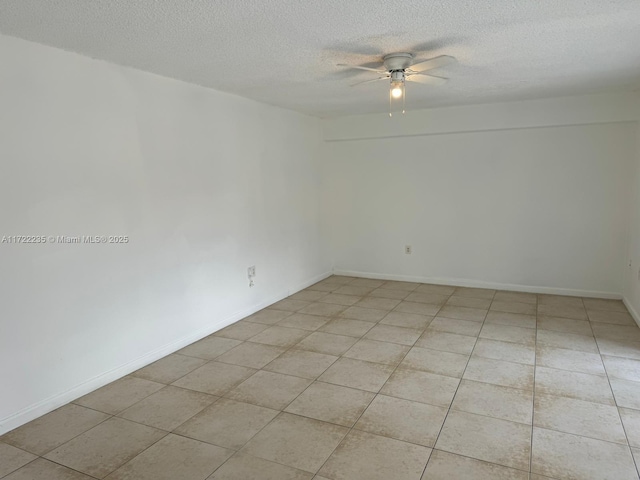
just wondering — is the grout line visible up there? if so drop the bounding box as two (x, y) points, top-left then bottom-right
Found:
(586, 295), (639, 474)
(419, 290), (494, 477)
(529, 294), (539, 475)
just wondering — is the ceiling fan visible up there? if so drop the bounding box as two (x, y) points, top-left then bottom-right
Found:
(338, 53), (455, 115)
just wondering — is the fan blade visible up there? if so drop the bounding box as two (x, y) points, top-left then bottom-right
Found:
(351, 76), (389, 87)
(409, 55), (456, 72)
(337, 63), (386, 73)
(406, 74), (448, 86)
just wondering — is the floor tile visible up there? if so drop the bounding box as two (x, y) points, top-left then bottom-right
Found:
(451, 379), (533, 424)
(435, 410), (531, 471)
(445, 295), (492, 309)
(350, 278), (384, 288)
(318, 358), (394, 392)
(248, 326), (310, 347)
(537, 303), (587, 321)
(463, 356), (534, 390)
(583, 298), (628, 312)
(43, 417), (165, 479)
(534, 393), (627, 444)
(591, 323), (640, 342)
(306, 282), (337, 292)
(227, 371), (312, 409)
(355, 296), (401, 311)
(415, 284), (456, 295)
(2, 458), (94, 480)
(400, 346), (469, 378)
(535, 366), (615, 405)
(241, 413), (348, 473)
(416, 330), (477, 355)
(320, 318), (375, 337)
(381, 280), (420, 292)
(334, 285), (374, 297)
(117, 385), (217, 431)
(298, 302), (347, 317)
(596, 337), (640, 359)
(493, 291), (537, 304)
(479, 323), (535, 346)
(381, 368), (459, 407)
(0, 442), (36, 478)
(536, 329), (599, 353)
(538, 295), (584, 307)
(364, 324), (422, 346)
(610, 378), (640, 409)
(453, 286), (495, 298)
(284, 382), (374, 427)
(294, 332), (358, 355)
(531, 427), (638, 480)
(379, 311), (433, 329)
(245, 309), (293, 325)
(270, 299), (312, 312)
(536, 346), (605, 376)
(490, 301), (536, 315)
(355, 394), (447, 447)
(319, 430), (432, 480)
(437, 305), (487, 322)
(132, 354), (208, 384)
(338, 306), (388, 322)
(427, 317), (481, 336)
(318, 293), (362, 306)
(289, 290), (329, 302)
(343, 339), (409, 366)
(214, 342), (286, 369)
(177, 336), (242, 360)
(472, 338), (535, 365)
(484, 311), (537, 329)
(214, 320), (270, 340)
(404, 292), (449, 306)
(619, 407), (640, 448)
(172, 361), (256, 396)
(269, 297), (312, 312)
(394, 301), (442, 316)
(368, 288), (410, 300)
(264, 349), (338, 378)
(106, 433), (232, 480)
(174, 398), (278, 449)
(588, 310), (636, 326)
(421, 449), (529, 480)
(1, 404), (109, 456)
(537, 315), (593, 336)
(208, 453), (313, 480)
(277, 313), (331, 331)
(602, 355), (640, 382)
(74, 376), (164, 415)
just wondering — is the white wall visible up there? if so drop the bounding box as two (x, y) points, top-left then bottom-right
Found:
(0, 34), (330, 433)
(624, 108), (640, 322)
(322, 94), (638, 297)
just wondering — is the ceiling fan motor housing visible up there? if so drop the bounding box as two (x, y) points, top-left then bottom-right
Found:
(383, 53), (413, 72)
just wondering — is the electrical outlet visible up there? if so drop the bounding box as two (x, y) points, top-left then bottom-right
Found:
(405, 245), (412, 255)
(248, 266), (256, 278)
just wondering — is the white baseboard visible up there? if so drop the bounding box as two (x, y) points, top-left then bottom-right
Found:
(333, 269), (623, 299)
(0, 270), (331, 436)
(623, 297), (640, 329)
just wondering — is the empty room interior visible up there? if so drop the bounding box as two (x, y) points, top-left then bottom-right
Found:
(2, 1), (640, 479)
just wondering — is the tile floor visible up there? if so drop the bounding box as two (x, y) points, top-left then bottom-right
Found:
(2, 275), (640, 479)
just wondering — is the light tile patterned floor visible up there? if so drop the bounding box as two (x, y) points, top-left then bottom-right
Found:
(2, 275), (640, 479)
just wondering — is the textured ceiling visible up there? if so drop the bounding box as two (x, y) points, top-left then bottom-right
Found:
(1, 0), (640, 117)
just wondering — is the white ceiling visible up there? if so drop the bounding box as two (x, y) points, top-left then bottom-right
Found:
(1, 0), (640, 117)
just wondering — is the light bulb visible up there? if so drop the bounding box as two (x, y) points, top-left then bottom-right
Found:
(391, 86), (403, 98)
